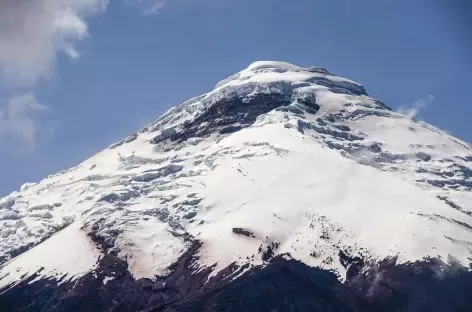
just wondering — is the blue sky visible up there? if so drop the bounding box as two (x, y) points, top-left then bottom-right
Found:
(0, 0), (471, 196)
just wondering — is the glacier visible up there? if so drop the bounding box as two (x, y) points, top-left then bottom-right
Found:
(1, 61), (472, 311)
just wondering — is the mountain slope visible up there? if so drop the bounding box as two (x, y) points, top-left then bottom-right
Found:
(1, 61), (472, 311)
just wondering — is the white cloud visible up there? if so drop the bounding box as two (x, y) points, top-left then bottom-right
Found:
(0, 93), (50, 153)
(0, 0), (166, 153)
(0, 0), (169, 86)
(127, 0), (167, 14)
(397, 95), (434, 119)
(0, 0), (109, 86)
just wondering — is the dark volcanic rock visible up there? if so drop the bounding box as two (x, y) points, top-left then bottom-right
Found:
(166, 255), (472, 312)
(416, 152), (432, 162)
(297, 120), (364, 141)
(232, 227), (256, 238)
(2, 248), (472, 312)
(149, 84), (318, 145)
(169, 91), (293, 143)
(0, 255), (152, 312)
(98, 189), (141, 203)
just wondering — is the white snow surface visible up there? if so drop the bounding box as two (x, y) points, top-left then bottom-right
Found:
(1, 61), (471, 287)
(0, 223), (100, 293)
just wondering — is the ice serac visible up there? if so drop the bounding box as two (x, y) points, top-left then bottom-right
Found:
(1, 61), (472, 311)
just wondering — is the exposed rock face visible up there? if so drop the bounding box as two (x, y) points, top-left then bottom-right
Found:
(169, 90), (293, 142)
(2, 252), (472, 312)
(1, 61), (472, 311)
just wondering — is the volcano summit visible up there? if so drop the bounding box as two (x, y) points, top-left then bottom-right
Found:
(1, 61), (472, 311)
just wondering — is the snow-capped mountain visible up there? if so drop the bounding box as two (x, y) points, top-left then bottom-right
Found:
(1, 61), (472, 311)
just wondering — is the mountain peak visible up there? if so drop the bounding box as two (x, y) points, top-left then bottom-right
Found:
(1, 62), (472, 311)
(214, 60), (363, 93)
(247, 60), (332, 75)
(140, 61), (379, 149)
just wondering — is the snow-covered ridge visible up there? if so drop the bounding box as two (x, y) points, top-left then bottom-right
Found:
(1, 61), (471, 290)
(139, 61), (370, 137)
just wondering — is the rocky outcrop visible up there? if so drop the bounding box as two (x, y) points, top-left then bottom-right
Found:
(166, 88), (294, 143)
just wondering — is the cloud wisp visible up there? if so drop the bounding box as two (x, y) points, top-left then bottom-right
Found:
(397, 95), (435, 119)
(0, 93), (50, 154)
(126, 0), (168, 14)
